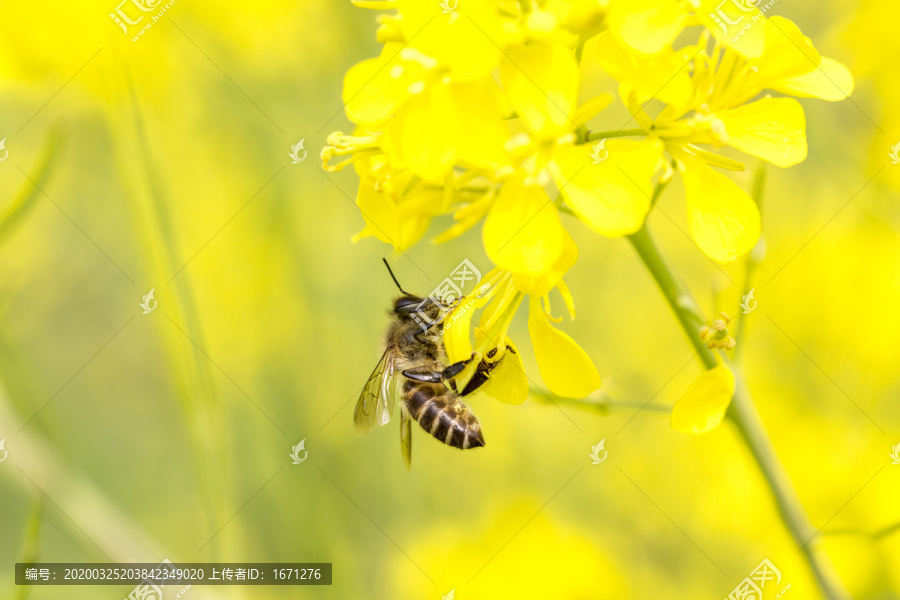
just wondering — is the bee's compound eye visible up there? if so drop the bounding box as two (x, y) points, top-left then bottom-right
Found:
(486, 348), (497, 359)
(394, 295), (425, 313)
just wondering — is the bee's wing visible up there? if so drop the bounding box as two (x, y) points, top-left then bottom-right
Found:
(400, 408), (412, 470)
(354, 347), (399, 434)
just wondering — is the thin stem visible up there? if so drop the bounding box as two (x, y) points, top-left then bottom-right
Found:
(629, 226), (711, 364)
(582, 129), (646, 143)
(628, 224), (850, 600)
(13, 496), (44, 600)
(528, 388), (671, 414)
(732, 162), (767, 359)
(110, 59), (233, 560)
(0, 128), (64, 248)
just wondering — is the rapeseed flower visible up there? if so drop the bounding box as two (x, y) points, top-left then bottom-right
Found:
(325, 0), (853, 411)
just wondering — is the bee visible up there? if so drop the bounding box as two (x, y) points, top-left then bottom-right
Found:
(354, 260), (511, 467)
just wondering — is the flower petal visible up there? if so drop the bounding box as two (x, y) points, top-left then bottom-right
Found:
(450, 81), (510, 169)
(388, 83), (459, 179)
(343, 46), (409, 124)
(476, 339), (529, 405)
(500, 42), (579, 138)
(550, 138), (663, 237)
(607, 0), (686, 56)
(398, 0), (506, 81)
(512, 228), (578, 296)
(682, 158), (761, 262)
(670, 364), (735, 434)
(773, 57), (854, 101)
(443, 272), (499, 364)
(697, 0), (765, 58)
(715, 97), (807, 168)
(387, 80), (507, 179)
(753, 16), (821, 80)
(483, 177), (564, 275)
(356, 180), (401, 247)
(592, 33), (693, 107)
(528, 297), (601, 398)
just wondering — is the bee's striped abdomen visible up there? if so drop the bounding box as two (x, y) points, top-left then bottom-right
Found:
(403, 380), (485, 449)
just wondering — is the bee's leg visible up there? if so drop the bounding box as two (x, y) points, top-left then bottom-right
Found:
(459, 345), (516, 396)
(401, 367), (443, 383)
(440, 353), (476, 380)
(404, 354), (477, 386)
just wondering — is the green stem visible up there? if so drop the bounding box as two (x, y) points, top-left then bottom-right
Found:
(629, 226), (710, 363)
(528, 388), (671, 414)
(0, 129), (64, 248)
(628, 225), (850, 600)
(582, 128), (646, 143)
(13, 496), (44, 600)
(733, 162), (767, 359)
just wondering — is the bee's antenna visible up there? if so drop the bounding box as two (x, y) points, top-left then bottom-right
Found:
(383, 258), (412, 295)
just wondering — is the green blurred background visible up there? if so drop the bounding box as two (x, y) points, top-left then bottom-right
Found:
(0, 1), (899, 599)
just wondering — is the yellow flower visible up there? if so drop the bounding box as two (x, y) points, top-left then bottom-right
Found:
(494, 38), (661, 255)
(549, 137), (664, 237)
(670, 362), (735, 434)
(328, 0), (854, 404)
(500, 41), (580, 139)
(584, 15), (852, 262)
(592, 31), (696, 108)
(527, 296), (601, 398)
(443, 271), (529, 404)
(385, 78), (509, 179)
(606, 0), (688, 56)
(349, 155), (444, 251)
(733, 17), (855, 103)
(443, 272), (600, 401)
(482, 174), (565, 276)
(395, 0), (516, 81)
(674, 152), (761, 262)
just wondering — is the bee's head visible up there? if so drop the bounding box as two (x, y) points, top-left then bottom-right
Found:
(392, 294), (426, 316)
(382, 259), (444, 324)
(384, 258), (422, 318)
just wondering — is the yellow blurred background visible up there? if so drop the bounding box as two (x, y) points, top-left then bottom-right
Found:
(0, 1), (898, 599)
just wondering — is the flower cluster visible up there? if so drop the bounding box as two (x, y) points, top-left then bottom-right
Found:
(700, 312), (736, 350)
(324, 0), (852, 404)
